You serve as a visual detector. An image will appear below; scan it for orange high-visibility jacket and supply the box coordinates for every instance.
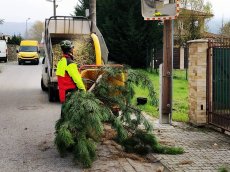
[56,54,86,103]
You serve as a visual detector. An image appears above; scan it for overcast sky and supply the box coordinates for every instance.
[0,0,78,22]
[205,0,229,20]
[0,0,229,23]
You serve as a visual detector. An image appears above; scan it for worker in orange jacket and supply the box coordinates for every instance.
[56,40,86,103]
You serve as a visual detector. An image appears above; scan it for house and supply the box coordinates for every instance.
[154,8,215,69]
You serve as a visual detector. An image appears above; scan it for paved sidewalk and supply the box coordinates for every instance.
[147,117,230,172]
[88,125,170,172]
[88,143,170,172]
[87,118,230,172]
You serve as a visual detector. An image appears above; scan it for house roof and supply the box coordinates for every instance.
[178,8,214,18]
[202,32,230,39]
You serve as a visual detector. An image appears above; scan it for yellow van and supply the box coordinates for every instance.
[17,40,40,65]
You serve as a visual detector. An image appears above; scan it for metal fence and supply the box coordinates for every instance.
[207,38,230,132]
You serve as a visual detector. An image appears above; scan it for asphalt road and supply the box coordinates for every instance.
[0,61,81,172]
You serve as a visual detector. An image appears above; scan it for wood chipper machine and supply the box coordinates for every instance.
[41,16,126,103]
[80,32,127,114]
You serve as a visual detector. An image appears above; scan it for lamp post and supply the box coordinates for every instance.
[46,0,58,17]
[26,18,30,39]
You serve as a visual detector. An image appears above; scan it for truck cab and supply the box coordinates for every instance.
[17,40,40,65]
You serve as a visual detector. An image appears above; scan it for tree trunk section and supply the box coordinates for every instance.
[89,0,96,32]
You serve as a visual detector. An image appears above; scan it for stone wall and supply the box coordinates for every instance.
[188,39,208,126]
[7,44,18,61]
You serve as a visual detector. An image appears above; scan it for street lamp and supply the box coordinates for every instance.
[26,18,30,39]
[46,0,59,17]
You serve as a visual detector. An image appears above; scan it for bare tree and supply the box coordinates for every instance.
[0,19,4,24]
[28,21,44,41]
[220,21,230,37]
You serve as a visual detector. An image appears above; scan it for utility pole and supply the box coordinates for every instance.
[53,0,56,16]
[141,0,180,124]
[46,0,57,16]
[161,20,173,124]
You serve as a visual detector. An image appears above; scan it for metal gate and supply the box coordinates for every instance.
[207,38,230,132]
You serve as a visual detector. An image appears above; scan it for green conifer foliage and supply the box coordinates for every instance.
[122,130,184,155]
[55,91,109,167]
[74,0,89,16]
[96,0,163,68]
[55,66,183,168]
[73,0,163,68]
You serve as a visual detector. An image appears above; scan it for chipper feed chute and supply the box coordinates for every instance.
[80,64,126,92]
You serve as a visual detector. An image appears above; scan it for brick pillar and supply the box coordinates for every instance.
[188,39,208,126]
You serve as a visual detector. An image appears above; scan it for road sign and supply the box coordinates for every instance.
[141,0,180,20]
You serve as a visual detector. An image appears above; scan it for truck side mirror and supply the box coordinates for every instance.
[16,50,19,53]
[38,50,40,53]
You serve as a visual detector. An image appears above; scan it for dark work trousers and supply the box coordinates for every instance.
[60,88,77,118]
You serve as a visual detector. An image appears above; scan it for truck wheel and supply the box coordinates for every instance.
[48,86,56,102]
[55,90,60,102]
[41,78,48,91]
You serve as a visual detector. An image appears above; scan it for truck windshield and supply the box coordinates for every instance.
[19,46,37,52]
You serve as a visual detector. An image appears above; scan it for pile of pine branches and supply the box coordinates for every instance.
[55,66,183,168]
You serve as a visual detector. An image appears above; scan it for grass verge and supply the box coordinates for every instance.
[132,69,189,122]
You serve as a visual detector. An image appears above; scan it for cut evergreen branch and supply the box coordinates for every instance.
[55,91,110,167]
[54,66,183,168]
[122,130,184,155]
[218,166,230,172]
